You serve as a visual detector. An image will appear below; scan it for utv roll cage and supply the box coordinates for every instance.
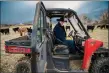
[31,2,91,72]
[46,8,90,38]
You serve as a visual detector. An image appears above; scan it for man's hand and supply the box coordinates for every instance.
[68,30,73,37]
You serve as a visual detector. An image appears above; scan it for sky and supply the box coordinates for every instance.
[0,1,108,24]
[43,1,86,11]
[77,1,108,20]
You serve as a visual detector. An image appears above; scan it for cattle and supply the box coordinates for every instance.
[13,27,19,33]
[66,26,70,31]
[106,25,109,29]
[100,25,105,29]
[18,27,27,36]
[87,25,95,32]
[5,28,10,35]
[97,25,101,28]
[27,27,32,39]
[27,27,32,33]
[0,28,10,35]
[12,27,32,36]
[97,25,109,30]
[0,29,5,34]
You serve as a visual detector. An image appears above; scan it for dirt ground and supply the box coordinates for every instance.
[0,27,24,73]
[0,27,108,73]
[89,28,108,49]
[0,25,32,73]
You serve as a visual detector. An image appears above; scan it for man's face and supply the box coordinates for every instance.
[60,21,64,26]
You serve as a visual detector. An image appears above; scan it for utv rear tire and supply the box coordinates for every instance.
[89,57,109,73]
[15,57,31,73]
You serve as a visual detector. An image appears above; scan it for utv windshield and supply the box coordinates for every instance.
[69,14,86,37]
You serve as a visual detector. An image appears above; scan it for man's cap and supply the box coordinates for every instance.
[57,17,67,22]
[59,17,64,21]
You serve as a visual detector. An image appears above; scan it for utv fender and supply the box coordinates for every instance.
[82,38,103,70]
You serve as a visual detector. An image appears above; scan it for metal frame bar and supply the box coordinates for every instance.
[31,1,41,73]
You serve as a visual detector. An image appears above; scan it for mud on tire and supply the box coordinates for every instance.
[89,57,109,73]
[15,57,31,73]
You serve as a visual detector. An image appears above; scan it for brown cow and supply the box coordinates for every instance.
[18,27,27,36]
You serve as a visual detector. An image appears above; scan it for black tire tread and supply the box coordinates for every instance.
[89,57,109,73]
[15,57,31,73]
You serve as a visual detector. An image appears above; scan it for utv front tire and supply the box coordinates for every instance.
[15,57,31,73]
[90,57,109,73]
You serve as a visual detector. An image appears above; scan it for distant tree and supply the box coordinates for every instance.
[92,20,99,25]
[99,11,108,25]
[83,15,88,20]
[87,18,92,23]
[95,20,98,24]
[82,15,92,25]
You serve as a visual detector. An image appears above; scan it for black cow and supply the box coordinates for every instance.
[13,27,19,33]
[106,25,109,29]
[66,26,70,31]
[97,25,101,28]
[27,27,32,39]
[87,25,95,32]
[0,28,10,35]
[0,29,5,34]
[27,27,32,33]
[5,28,10,35]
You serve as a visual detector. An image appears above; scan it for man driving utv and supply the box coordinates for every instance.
[53,17,76,54]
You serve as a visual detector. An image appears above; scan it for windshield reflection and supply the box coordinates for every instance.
[69,15,86,37]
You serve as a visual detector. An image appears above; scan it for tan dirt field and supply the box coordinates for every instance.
[0,26,108,73]
[1,25,32,73]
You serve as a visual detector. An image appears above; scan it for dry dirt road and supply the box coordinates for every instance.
[0,27,108,73]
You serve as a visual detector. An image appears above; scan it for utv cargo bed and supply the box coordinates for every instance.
[5,36,31,54]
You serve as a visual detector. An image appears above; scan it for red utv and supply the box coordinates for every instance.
[5,2,109,73]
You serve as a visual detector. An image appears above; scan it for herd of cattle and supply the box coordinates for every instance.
[66,24,109,32]
[0,27,32,36]
[87,24,109,32]
[0,24,109,36]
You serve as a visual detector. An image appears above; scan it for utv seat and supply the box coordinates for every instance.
[49,30,69,55]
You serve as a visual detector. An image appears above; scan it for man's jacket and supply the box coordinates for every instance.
[53,22,66,42]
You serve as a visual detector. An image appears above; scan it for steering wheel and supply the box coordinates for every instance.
[68,30,74,37]
[68,30,79,45]
[68,30,84,54]
[68,30,78,39]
